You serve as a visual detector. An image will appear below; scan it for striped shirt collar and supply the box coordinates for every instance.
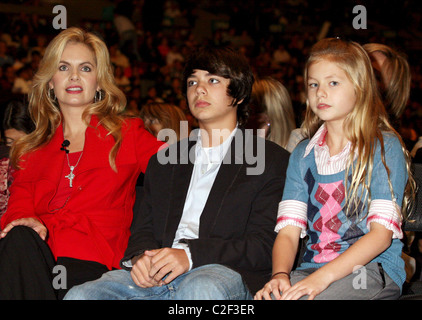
[303,123,358,175]
[304,123,352,158]
[304,123,329,157]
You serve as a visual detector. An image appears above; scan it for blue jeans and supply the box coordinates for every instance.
[64,264,252,300]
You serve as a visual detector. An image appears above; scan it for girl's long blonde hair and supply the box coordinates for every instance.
[302,38,415,219]
[11,27,127,171]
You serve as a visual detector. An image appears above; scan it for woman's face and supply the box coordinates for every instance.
[49,42,100,112]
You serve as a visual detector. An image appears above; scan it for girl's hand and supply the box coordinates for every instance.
[254,273,291,300]
[280,271,330,300]
[0,218,47,240]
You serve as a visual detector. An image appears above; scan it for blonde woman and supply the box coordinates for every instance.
[255,38,414,300]
[363,43,411,122]
[251,77,296,149]
[0,27,164,299]
[140,102,190,145]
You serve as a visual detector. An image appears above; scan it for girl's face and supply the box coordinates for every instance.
[307,59,356,127]
[49,42,100,112]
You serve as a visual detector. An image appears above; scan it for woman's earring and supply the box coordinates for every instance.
[94,90,103,103]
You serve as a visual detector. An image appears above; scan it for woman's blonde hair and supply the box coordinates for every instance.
[11,27,127,171]
[303,38,414,219]
[363,43,411,120]
[251,77,296,149]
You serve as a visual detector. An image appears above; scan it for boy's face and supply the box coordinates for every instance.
[186,69,237,128]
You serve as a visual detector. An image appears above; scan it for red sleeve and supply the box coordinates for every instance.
[124,117,167,173]
[0,167,38,229]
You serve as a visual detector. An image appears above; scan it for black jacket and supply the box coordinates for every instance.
[122,128,290,294]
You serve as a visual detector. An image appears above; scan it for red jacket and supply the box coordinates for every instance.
[1,116,164,270]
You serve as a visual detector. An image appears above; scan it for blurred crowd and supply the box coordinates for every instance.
[0,0,421,148]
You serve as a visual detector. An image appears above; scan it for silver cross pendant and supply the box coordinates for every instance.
[65,166,75,188]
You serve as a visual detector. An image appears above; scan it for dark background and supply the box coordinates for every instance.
[0,0,421,144]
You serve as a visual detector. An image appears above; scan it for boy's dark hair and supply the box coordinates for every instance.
[182,46,254,126]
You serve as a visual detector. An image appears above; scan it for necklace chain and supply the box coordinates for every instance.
[65,151,83,188]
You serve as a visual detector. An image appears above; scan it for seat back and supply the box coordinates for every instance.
[403,163,422,232]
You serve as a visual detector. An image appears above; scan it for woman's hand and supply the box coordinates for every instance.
[254,273,291,300]
[0,218,47,240]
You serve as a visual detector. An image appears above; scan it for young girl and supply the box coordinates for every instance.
[255,38,414,300]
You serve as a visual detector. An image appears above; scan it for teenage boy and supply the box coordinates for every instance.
[65,46,290,300]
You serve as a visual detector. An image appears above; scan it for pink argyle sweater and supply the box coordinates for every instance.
[277,131,408,288]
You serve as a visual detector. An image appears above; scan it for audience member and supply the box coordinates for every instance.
[0,64,16,93]
[163,77,185,108]
[12,65,33,94]
[109,43,130,69]
[64,45,290,300]
[249,77,295,149]
[166,44,184,66]
[0,40,13,68]
[363,43,411,124]
[143,86,164,104]
[157,37,171,62]
[0,100,35,217]
[29,34,47,58]
[1,99,34,147]
[113,65,131,92]
[28,50,41,73]
[140,102,189,145]
[113,10,140,61]
[0,27,163,300]
[363,43,421,292]
[272,43,291,67]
